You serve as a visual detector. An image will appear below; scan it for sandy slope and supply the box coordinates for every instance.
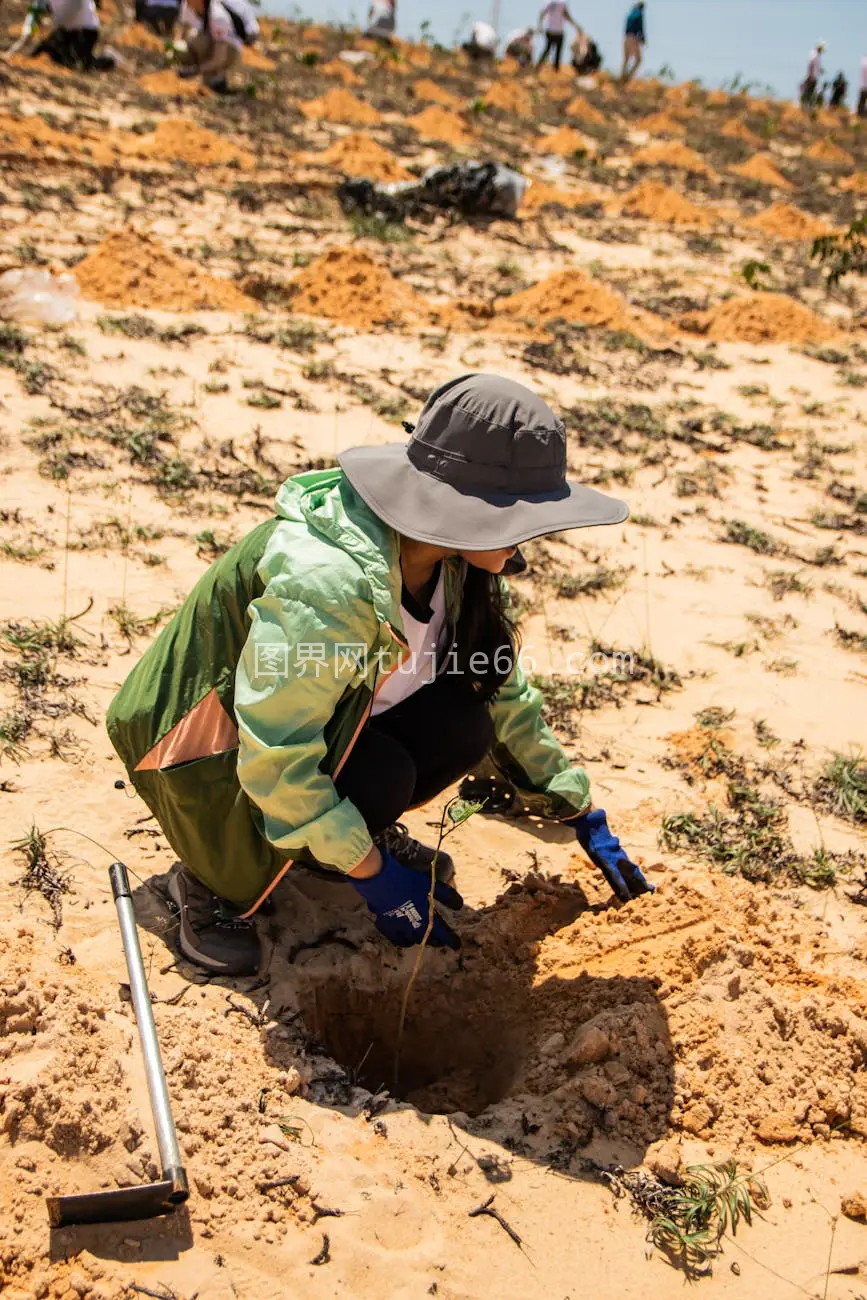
[1,15,867,1300]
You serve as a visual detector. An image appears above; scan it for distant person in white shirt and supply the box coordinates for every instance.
[10,0,115,69]
[859,55,867,118]
[462,20,497,63]
[179,0,258,91]
[365,0,395,42]
[800,40,825,109]
[504,25,534,66]
[537,1,576,71]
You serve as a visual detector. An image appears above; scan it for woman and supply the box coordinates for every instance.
[537,0,577,71]
[108,375,653,977]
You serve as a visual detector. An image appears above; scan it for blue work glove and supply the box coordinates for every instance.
[572,808,655,902]
[350,851,463,950]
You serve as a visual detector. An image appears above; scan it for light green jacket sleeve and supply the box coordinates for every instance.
[489,655,591,818]
[234,557,379,875]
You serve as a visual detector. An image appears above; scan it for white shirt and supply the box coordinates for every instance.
[372,568,448,716]
[471,20,497,52]
[807,49,823,79]
[540,1,568,35]
[50,0,98,31]
[861,55,867,91]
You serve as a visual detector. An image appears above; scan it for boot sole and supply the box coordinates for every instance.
[166,872,260,976]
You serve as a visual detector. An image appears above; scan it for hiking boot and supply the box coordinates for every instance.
[374,822,455,884]
[166,868,260,976]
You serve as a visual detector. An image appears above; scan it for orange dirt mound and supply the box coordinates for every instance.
[319,58,362,85]
[694,293,839,344]
[544,79,574,102]
[840,172,867,194]
[138,69,206,97]
[73,230,255,312]
[620,180,713,227]
[747,202,833,242]
[7,52,77,77]
[520,181,592,212]
[313,133,411,182]
[483,80,533,115]
[806,138,855,165]
[241,45,276,70]
[565,94,605,125]
[535,125,595,157]
[115,22,165,50]
[407,105,471,146]
[124,117,254,167]
[731,152,792,189]
[721,117,762,147]
[291,248,422,328]
[634,112,686,136]
[494,268,643,335]
[298,88,381,125]
[705,89,729,107]
[0,110,77,155]
[633,140,716,177]
[412,78,461,108]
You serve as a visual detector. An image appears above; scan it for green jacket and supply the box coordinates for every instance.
[107,469,591,910]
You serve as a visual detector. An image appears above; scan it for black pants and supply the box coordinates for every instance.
[334,675,493,835]
[538,31,564,70]
[859,90,867,118]
[135,2,178,34]
[33,27,98,69]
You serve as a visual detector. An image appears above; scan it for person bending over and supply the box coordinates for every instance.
[108,374,655,977]
[178,0,257,92]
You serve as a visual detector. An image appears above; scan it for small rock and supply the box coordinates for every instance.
[579,1073,616,1109]
[726,974,741,1000]
[841,1191,867,1221]
[539,1032,565,1056]
[756,1113,800,1145]
[645,1138,683,1187]
[563,1023,610,1068]
[681,1102,714,1135]
[194,1172,214,1198]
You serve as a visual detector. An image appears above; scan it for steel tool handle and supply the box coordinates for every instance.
[109,862,188,1198]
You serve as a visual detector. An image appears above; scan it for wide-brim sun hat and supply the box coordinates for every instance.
[338,373,628,549]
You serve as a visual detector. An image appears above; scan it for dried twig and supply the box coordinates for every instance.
[309,1233,331,1266]
[468,1194,523,1250]
[311,1202,344,1223]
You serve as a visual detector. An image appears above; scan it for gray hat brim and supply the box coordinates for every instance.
[338,443,628,549]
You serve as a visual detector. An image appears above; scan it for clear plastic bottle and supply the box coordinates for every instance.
[0,268,80,328]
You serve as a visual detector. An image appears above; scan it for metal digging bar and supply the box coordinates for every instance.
[46,862,190,1228]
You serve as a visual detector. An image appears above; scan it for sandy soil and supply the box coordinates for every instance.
[1,15,867,1300]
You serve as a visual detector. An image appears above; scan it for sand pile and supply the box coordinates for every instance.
[298,88,381,125]
[73,230,255,311]
[115,21,164,50]
[732,153,792,188]
[7,52,77,77]
[319,57,362,85]
[840,172,867,193]
[0,111,79,157]
[806,138,855,165]
[291,248,423,327]
[535,126,595,157]
[721,117,762,147]
[706,88,730,107]
[241,46,276,70]
[633,141,716,177]
[494,267,639,334]
[747,202,834,242]
[544,78,574,102]
[620,180,713,227]
[566,94,606,125]
[313,132,411,181]
[634,111,686,136]
[412,78,461,108]
[692,292,839,344]
[521,181,592,212]
[407,105,471,146]
[123,117,254,167]
[484,80,533,115]
[138,69,206,97]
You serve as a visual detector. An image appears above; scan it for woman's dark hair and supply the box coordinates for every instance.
[451,564,519,703]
